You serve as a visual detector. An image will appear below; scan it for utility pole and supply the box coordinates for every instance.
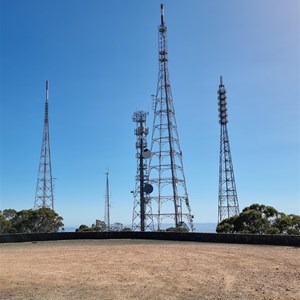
[34,80,55,210]
[218,76,240,223]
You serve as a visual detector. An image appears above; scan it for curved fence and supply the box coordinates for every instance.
[0,231,299,246]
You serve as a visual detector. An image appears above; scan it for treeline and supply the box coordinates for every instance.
[75,220,131,232]
[1,203,299,235]
[75,221,188,232]
[217,204,300,235]
[0,208,63,234]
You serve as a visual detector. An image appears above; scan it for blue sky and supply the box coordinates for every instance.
[0,0,299,227]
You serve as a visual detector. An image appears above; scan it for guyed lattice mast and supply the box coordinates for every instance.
[34,80,54,210]
[148,4,194,231]
[104,170,111,230]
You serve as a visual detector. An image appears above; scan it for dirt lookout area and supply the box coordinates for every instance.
[0,240,299,300]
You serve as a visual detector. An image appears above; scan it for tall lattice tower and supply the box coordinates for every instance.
[132,111,154,231]
[104,170,110,231]
[218,76,240,223]
[148,4,194,231]
[34,80,54,210]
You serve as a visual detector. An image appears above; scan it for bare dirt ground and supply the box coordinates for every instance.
[0,240,299,300]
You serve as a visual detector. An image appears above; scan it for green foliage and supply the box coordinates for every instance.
[166,226,189,233]
[110,222,124,232]
[92,220,108,232]
[75,221,132,232]
[75,224,91,232]
[216,216,238,233]
[75,220,108,232]
[2,209,17,220]
[216,203,300,235]
[0,212,13,233]
[121,227,132,232]
[0,208,64,234]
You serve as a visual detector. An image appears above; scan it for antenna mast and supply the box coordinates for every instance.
[34,80,55,210]
[148,4,194,231]
[218,76,240,223]
[104,170,110,231]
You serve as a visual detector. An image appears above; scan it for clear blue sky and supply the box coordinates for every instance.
[0,0,299,227]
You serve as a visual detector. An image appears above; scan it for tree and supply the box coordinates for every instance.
[110,222,124,232]
[2,209,17,220]
[75,220,107,232]
[0,211,13,233]
[0,208,64,233]
[166,227,189,233]
[289,214,300,232]
[75,224,91,232]
[273,214,300,235]
[92,220,107,232]
[121,227,132,232]
[216,203,300,235]
[215,216,238,234]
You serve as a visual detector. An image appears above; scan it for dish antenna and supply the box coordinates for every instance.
[144,183,154,194]
[142,148,151,159]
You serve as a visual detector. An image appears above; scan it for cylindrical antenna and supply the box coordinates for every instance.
[44,80,49,122]
[161,3,164,25]
[218,76,228,124]
[46,80,49,102]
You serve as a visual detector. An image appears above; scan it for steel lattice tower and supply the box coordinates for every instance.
[132,111,154,231]
[34,80,54,210]
[104,170,111,231]
[218,76,240,223]
[148,4,194,231]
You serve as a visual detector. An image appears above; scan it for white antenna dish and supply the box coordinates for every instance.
[142,148,151,159]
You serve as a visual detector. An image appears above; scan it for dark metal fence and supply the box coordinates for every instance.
[0,231,299,246]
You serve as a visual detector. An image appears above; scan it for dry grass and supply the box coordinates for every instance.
[0,240,299,299]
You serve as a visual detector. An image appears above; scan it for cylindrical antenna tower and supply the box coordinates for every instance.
[132,111,154,231]
[217,76,240,223]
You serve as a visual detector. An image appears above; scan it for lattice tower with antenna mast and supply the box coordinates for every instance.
[34,80,54,210]
[218,76,240,223]
[148,4,194,231]
[104,170,111,231]
[132,111,154,231]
